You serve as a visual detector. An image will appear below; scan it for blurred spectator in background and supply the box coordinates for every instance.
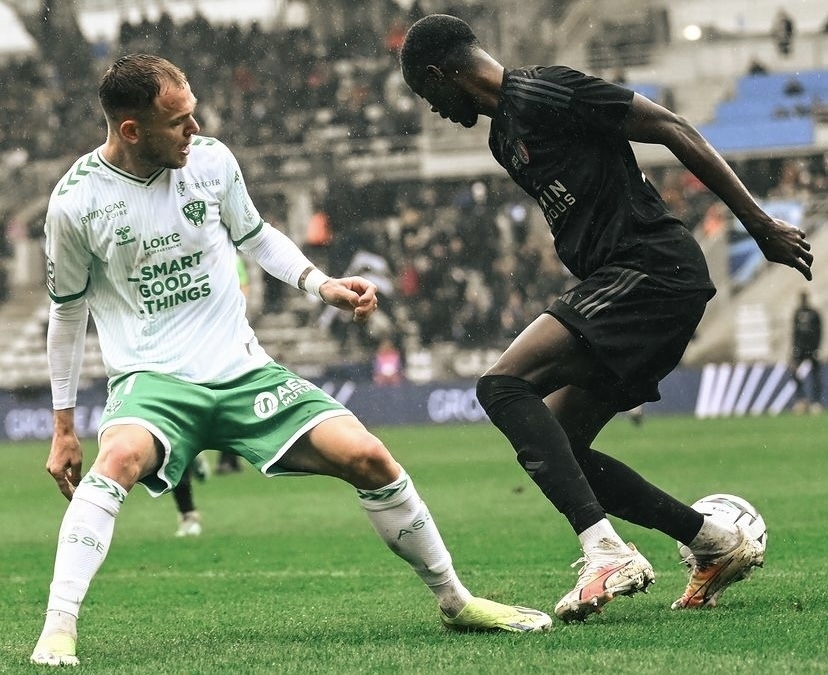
[769,159,812,200]
[701,202,729,238]
[373,337,404,385]
[746,57,768,76]
[304,204,334,273]
[773,9,795,57]
[791,291,823,414]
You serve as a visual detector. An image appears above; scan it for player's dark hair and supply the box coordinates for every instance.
[98,54,188,121]
[400,14,478,89]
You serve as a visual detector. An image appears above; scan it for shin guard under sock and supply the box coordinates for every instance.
[477,374,604,533]
[47,472,126,616]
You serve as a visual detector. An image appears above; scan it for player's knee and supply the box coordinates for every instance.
[94,429,158,489]
[343,434,398,488]
[476,374,537,417]
[90,448,146,491]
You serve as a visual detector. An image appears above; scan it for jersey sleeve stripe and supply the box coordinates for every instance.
[507,76,573,107]
[49,289,87,303]
[232,218,265,247]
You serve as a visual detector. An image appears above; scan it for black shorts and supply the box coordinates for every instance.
[548,265,714,410]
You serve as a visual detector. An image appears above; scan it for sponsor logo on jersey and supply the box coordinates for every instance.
[141,232,182,256]
[538,179,576,231]
[81,200,128,225]
[132,250,211,315]
[182,200,207,227]
[177,179,221,197]
[114,225,136,246]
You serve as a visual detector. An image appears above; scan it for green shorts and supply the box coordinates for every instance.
[99,363,352,496]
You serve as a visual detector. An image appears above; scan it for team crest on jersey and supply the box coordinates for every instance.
[182,200,207,227]
[514,139,530,164]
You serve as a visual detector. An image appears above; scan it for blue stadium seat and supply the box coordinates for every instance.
[699,116,814,151]
[702,69,827,151]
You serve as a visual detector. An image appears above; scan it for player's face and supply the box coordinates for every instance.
[418,71,479,128]
[135,82,200,171]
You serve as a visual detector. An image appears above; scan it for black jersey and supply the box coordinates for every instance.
[489,65,714,293]
[793,306,822,356]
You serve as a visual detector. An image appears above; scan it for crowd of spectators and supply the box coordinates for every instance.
[0,4,427,161]
[2,3,828,375]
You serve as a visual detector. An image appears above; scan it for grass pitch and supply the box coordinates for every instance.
[2,414,827,674]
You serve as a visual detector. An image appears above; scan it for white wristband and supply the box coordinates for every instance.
[302,268,330,300]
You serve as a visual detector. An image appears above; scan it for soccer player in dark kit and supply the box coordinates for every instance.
[400,14,813,622]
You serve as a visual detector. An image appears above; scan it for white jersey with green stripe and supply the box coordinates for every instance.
[45,135,274,384]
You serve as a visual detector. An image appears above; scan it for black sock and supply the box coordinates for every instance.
[577,447,702,543]
[172,471,196,514]
[477,374,604,533]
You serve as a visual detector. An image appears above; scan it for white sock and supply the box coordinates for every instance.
[38,610,78,643]
[357,469,472,617]
[578,519,628,556]
[44,472,126,621]
[688,516,739,554]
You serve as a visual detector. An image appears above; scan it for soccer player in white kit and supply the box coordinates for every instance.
[31,54,552,667]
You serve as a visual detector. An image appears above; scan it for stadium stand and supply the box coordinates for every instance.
[697,69,828,151]
[1,0,827,390]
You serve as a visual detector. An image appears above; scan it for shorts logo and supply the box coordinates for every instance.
[253,392,279,419]
[104,399,124,415]
[514,139,530,164]
[182,200,207,227]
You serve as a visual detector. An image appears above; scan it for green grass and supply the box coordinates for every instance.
[3,414,827,674]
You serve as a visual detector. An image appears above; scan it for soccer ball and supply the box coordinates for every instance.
[677,493,767,563]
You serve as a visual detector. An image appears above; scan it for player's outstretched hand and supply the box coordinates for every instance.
[750,217,813,280]
[47,432,83,501]
[319,275,379,323]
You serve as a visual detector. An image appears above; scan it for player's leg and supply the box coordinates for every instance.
[546,355,762,611]
[791,356,809,413]
[278,415,551,632]
[172,468,202,537]
[809,356,822,411]
[475,313,654,621]
[211,363,550,632]
[31,423,157,667]
[549,386,708,544]
[216,450,241,474]
[33,373,210,666]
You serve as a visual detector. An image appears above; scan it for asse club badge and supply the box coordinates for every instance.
[182,199,207,227]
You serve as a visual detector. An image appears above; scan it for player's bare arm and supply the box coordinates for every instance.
[319,276,379,323]
[623,93,813,280]
[48,408,83,500]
